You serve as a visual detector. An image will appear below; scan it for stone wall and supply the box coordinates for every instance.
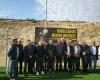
[0,20,100,67]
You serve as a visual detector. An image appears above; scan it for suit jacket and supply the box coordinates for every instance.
[88,45,98,60]
[36,45,45,58]
[23,45,33,61]
[80,45,89,57]
[31,44,37,57]
[63,45,74,56]
[87,46,93,56]
[46,44,57,58]
[73,45,80,57]
[96,46,99,60]
[18,44,23,61]
[56,44,63,56]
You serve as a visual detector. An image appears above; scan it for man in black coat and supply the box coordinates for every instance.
[80,41,89,73]
[42,41,47,71]
[61,38,67,71]
[36,41,45,76]
[46,40,56,72]
[87,43,93,72]
[55,39,63,71]
[30,41,37,72]
[8,39,19,80]
[63,40,74,72]
[73,41,80,72]
[23,40,35,74]
[89,41,98,73]
[18,40,23,74]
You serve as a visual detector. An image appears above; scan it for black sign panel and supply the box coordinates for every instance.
[35,27,77,41]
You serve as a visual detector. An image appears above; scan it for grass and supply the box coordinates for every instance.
[0,67,100,80]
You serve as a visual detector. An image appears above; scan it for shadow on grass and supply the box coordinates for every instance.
[0,72,83,80]
[0,72,84,80]
[0,69,100,80]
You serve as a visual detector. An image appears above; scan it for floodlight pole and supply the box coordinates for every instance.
[44,0,48,42]
[6,28,9,78]
[45,0,48,28]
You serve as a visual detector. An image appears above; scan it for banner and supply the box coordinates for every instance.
[35,27,77,41]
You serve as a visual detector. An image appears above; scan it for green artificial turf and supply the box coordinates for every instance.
[0,67,100,80]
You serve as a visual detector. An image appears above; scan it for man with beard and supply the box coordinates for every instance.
[8,39,19,80]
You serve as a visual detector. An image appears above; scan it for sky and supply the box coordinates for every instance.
[0,0,100,22]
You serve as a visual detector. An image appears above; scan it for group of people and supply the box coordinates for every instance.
[8,38,100,80]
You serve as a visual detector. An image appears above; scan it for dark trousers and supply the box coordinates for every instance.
[44,57,48,71]
[36,57,44,72]
[92,56,97,72]
[67,56,73,71]
[73,57,80,71]
[56,56,62,71]
[47,57,54,71]
[81,55,88,72]
[28,58,34,73]
[87,56,92,72]
[18,60,23,73]
[31,57,36,70]
[24,58,33,74]
[64,56,68,71]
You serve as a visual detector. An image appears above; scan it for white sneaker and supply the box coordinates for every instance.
[36,72,39,76]
[49,69,52,72]
[10,79,15,80]
[41,71,45,75]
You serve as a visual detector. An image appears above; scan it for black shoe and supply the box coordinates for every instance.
[20,71,22,74]
[24,73,27,76]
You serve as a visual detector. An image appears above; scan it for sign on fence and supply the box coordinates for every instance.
[35,27,77,41]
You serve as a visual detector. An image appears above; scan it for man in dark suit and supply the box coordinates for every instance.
[73,41,80,72]
[46,40,56,72]
[90,41,98,72]
[36,41,45,76]
[87,42,93,73]
[61,38,67,71]
[30,41,37,72]
[23,40,34,74]
[55,39,63,71]
[80,41,89,73]
[42,41,47,71]
[18,40,23,74]
[64,40,74,72]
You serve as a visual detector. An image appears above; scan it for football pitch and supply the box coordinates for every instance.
[0,67,100,80]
